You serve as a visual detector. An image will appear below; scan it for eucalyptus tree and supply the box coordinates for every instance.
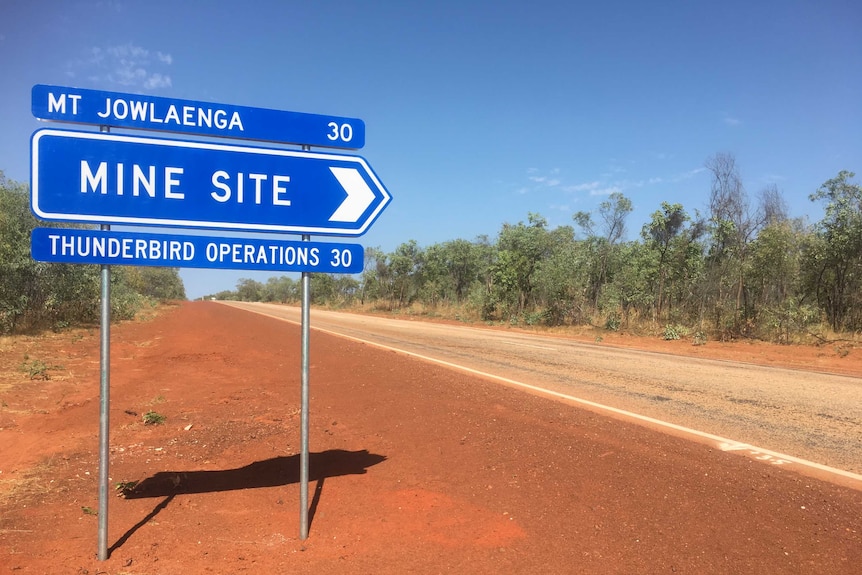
[642,202,688,319]
[745,184,809,338]
[573,192,633,310]
[488,213,570,319]
[532,231,590,325]
[264,275,299,303]
[442,238,485,304]
[603,241,656,327]
[235,278,265,302]
[309,273,336,305]
[639,201,707,323]
[415,242,450,307]
[1,173,109,330]
[805,170,862,330]
[123,267,186,300]
[748,217,812,340]
[1,172,46,331]
[703,153,769,334]
[470,234,498,315]
[359,247,386,305]
[388,240,422,308]
[311,273,360,306]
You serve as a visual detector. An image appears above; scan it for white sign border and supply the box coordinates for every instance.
[30,128,391,236]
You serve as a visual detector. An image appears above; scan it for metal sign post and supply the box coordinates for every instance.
[96,129,111,562]
[299,144,312,540]
[300,236,311,540]
[97,223,110,561]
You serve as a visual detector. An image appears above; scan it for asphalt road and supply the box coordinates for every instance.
[223,302,862,481]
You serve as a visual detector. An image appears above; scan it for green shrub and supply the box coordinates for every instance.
[662,324,688,340]
[142,410,166,425]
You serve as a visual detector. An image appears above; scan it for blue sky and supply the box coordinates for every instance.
[2,0,860,300]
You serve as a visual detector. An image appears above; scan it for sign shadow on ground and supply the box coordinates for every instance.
[110,449,386,554]
[124,449,386,498]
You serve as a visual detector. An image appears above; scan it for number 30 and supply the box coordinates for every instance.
[330,248,352,268]
[327,122,353,142]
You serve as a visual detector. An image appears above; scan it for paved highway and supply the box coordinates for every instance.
[224,302,862,483]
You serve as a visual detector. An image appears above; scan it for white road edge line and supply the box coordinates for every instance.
[232,304,862,485]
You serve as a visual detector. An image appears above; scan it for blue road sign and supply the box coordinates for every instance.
[32,84,365,149]
[31,129,391,236]
[31,227,364,273]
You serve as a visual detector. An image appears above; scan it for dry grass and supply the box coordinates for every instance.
[0,461,58,507]
[0,333,76,394]
[0,304,177,394]
[327,301,862,348]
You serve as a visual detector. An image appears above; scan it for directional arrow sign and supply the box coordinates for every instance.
[30,129,391,236]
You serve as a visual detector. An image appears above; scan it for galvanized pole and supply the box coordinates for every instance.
[299,240,310,539]
[97,125,111,561]
[299,144,312,540]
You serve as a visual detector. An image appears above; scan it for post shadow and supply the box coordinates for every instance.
[111,449,385,553]
[309,476,325,529]
[108,494,175,555]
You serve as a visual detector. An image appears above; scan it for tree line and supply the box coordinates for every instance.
[213,155,862,343]
[0,171,186,334]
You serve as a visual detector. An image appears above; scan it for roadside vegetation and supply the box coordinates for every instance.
[5,157,862,345]
[0,171,185,334]
[209,155,862,345]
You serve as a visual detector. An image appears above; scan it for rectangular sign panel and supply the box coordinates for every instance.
[31,228,364,274]
[32,84,365,149]
[31,129,391,236]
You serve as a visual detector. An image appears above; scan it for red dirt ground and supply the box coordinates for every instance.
[1,301,860,574]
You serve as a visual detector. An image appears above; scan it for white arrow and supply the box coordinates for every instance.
[328,167,376,223]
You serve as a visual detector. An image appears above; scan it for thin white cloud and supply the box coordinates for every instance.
[722,113,742,126]
[108,44,148,59]
[66,42,174,91]
[590,186,623,197]
[92,0,124,12]
[617,176,668,188]
[144,73,172,89]
[617,178,645,188]
[755,173,786,186]
[565,181,602,193]
[603,164,627,177]
[520,161,704,208]
[525,169,563,190]
[669,167,706,182]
